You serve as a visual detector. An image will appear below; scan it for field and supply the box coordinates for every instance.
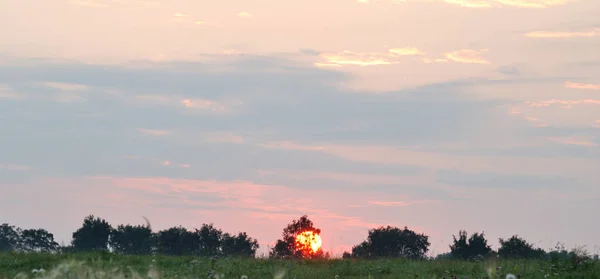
[1,252,599,279]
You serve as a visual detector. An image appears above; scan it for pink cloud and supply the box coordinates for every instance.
[564,81,600,90]
[0,164,32,171]
[18,175,432,256]
[137,128,172,136]
[203,132,245,144]
[261,141,600,177]
[549,136,598,147]
[526,28,600,38]
[41,82,88,91]
[525,99,600,107]
[444,49,489,64]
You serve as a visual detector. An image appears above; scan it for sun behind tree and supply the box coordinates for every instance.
[295,230,322,257]
[269,215,324,259]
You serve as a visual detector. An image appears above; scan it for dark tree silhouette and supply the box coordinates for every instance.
[71,215,113,252]
[20,229,60,253]
[196,223,223,256]
[449,230,493,260]
[269,215,323,259]
[109,224,154,255]
[350,226,430,259]
[498,235,546,259]
[155,226,198,256]
[0,223,21,252]
[221,232,260,257]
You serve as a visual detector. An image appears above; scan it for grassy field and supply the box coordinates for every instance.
[1,252,599,279]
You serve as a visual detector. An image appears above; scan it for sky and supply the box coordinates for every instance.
[0,0,599,257]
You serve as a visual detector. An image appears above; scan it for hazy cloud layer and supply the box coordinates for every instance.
[1,0,599,256]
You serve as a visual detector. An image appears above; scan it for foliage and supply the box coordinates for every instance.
[109,224,154,255]
[498,235,546,259]
[195,223,222,257]
[0,223,21,252]
[1,252,599,279]
[155,226,199,256]
[1,224,59,253]
[71,215,113,252]
[19,229,60,253]
[221,232,259,258]
[449,230,493,260]
[350,226,430,259]
[269,215,323,259]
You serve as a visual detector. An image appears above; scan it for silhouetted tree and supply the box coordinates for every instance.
[196,223,223,256]
[221,232,259,257]
[449,230,493,260]
[269,215,323,259]
[350,226,430,259]
[498,235,546,259]
[71,215,112,252]
[0,223,21,252]
[155,226,198,256]
[20,229,59,253]
[109,224,154,255]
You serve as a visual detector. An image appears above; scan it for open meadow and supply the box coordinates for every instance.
[1,252,599,279]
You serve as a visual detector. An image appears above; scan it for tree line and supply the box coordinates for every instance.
[1,214,598,264]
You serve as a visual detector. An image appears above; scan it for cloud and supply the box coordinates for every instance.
[564,81,600,90]
[316,47,425,67]
[444,49,490,64]
[202,132,245,144]
[0,164,32,171]
[41,82,88,91]
[443,0,574,8]
[237,12,252,18]
[493,0,573,8]
[69,0,111,8]
[443,0,492,8]
[525,28,600,38]
[367,199,436,207]
[0,84,22,100]
[549,136,598,147]
[436,169,572,189]
[525,99,600,107]
[137,128,172,136]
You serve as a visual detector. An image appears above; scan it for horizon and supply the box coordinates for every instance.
[1,0,599,259]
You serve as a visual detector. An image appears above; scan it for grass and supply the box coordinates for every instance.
[1,252,599,279]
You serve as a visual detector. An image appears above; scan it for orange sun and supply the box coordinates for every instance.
[295,230,322,255]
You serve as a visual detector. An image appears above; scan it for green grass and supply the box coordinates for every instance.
[1,252,598,279]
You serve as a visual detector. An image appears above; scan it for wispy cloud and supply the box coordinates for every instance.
[203,132,245,144]
[564,81,600,90]
[237,12,252,18]
[41,82,88,91]
[444,0,574,8]
[367,199,436,207]
[525,99,600,107]
[316,47,426,67]
[181,98,241,112]
[0,84,22,99]
[444,49,490,64]
[69,0,111,8]
[549,136,598,147]
[0,164,32,171]
[525,28,600,38]
[443,0,492,8]
[137,128,172,136]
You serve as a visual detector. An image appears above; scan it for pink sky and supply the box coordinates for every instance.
[1,0,599,257]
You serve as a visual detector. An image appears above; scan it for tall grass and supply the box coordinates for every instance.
[1,252,598,279]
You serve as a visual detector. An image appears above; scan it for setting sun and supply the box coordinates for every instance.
[295,231,322,255]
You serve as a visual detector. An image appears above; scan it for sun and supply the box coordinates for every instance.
[295,230,322,255]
